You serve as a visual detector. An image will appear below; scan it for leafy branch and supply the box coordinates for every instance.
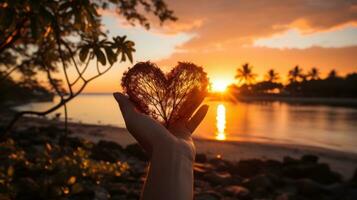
[0,0,176,137]
[3,35,136,136]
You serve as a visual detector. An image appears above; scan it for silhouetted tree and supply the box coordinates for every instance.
[0,72,53,105]
[288,65,304,83]
[327,70,338,79]
[265,69,279,82]
[344,73,357,97]
[235,63,257,85]
[0,0,176,134]
[307,67,320,80]
[252,81,283,95]
[227,65,357,98]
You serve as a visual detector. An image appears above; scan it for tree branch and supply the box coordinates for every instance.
[0,65,17,81]
[60,39,86,84]
[2,55,117,138]
[0,18,27,54]
[71,54,91,86]
[56,36,73,95]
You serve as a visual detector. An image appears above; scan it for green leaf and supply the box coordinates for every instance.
[125,41,135,48]
[79,46,90,62]
[121,53,126,62]
[126,51,133,63]
[95,48,106,65]
[121,36,127,42]
[104,47,116,65]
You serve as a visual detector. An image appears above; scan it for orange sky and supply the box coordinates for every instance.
[82,0,357,93]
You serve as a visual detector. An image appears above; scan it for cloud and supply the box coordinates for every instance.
[152,0,357,81]
[89,0,357,92]
[254,26,357,49]
[101,10,194,62]
[149,0,357,48]
[100,0,357,49]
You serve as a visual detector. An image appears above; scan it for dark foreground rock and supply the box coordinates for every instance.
[1,126,356,200]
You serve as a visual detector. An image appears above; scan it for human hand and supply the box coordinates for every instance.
[113,92,208,160]
[113,92,208,200]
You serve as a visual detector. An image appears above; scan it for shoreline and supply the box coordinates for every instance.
[56,92,357,107]
[208,95,357,107]
[238,96,357,106]
[14,117,357,179]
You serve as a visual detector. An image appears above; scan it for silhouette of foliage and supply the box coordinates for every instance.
[121,62,209,127]
[0,72,53,104]
[265,69,280,82]
[288,65,305,83]
[252,81,283,94]
[327,70,338,80]
[0,127,130,199]
[229,64,357,98]
[0,0,176,134]
[235,63,257,85]
[307,67,320,80]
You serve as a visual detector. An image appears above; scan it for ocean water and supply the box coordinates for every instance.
[15,94,357,154]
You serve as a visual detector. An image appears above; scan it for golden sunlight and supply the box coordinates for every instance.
[211,80,230,92]
[215,104,226,141]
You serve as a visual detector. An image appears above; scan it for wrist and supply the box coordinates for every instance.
[153,139,195,163]
[142,137,195,200]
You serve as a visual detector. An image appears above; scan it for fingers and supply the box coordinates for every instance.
[187,104,209,133]
[179,91,206,121]
[113,92,137,120]
[113,92,153,155]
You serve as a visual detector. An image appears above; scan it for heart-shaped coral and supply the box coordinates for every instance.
[121,61,209,127]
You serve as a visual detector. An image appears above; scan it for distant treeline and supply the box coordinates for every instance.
[228,64,357,98]
[0,73,53,106]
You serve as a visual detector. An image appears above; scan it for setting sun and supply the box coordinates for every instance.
[211,80,230,92]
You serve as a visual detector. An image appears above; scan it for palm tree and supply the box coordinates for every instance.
[307,67,320,80]
[265,69,279,82]
[235,63,256,85]
[288,65,304,83]
[327,69,338,79]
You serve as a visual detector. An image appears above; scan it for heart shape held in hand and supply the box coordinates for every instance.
[121,61,209,127]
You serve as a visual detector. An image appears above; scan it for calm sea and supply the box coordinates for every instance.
[15,94,357,154]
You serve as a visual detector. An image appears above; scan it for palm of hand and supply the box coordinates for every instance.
[113,93,208,159]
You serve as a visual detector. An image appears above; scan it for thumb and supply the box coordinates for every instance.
[186,105,209,133]
[113,92,137,120]
[113,92,152,155]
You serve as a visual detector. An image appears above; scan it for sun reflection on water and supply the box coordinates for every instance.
[215,104,226,141]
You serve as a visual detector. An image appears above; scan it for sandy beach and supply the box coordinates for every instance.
[1,116,356,199]
[16,117,357,179]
